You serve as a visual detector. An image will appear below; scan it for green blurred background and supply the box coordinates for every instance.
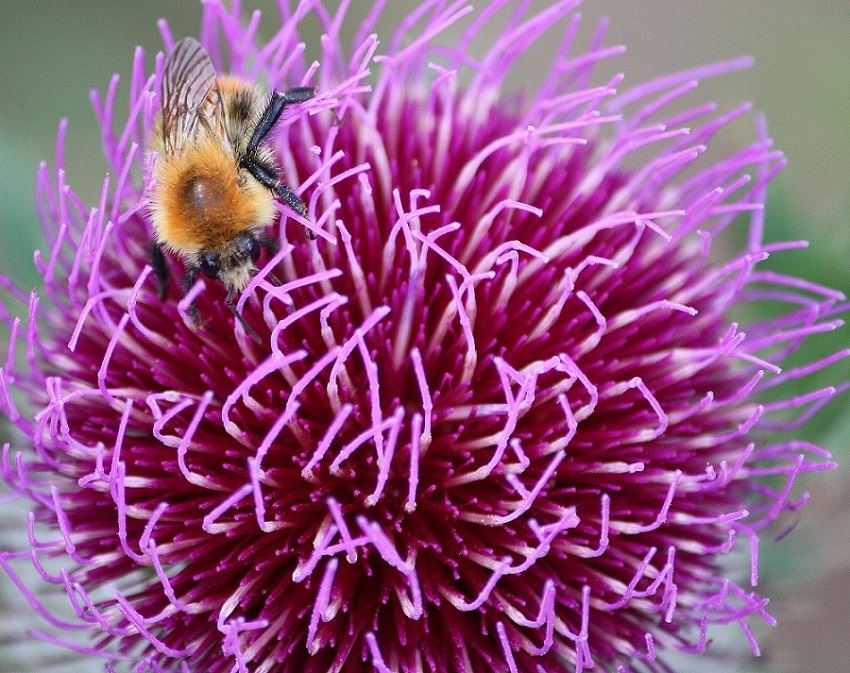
[0,1,848,672]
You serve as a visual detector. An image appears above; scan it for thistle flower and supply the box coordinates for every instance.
[0,1,846,672]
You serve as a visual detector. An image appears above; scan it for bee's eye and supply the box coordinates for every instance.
[237,235,261,263]
[199,253,220,279]
[247,238,261,263]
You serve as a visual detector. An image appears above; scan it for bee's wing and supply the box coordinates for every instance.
[160,37,222,154]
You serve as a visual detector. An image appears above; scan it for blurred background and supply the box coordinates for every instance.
[0,1,847,672]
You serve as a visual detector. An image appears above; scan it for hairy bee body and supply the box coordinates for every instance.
[149,76,276,291]
[147,38,314,337]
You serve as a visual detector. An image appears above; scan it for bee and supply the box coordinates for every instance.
[148,37,315,340]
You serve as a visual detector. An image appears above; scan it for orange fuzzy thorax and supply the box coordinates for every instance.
[149,135,275,260]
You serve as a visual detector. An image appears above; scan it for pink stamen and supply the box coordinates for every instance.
[307,558,338,653]
[302,404,354,479]
[202,484,253,534]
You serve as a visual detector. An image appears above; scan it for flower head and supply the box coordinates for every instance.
[0,1,846,672]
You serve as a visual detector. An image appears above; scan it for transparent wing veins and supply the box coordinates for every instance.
[160,37,220,154]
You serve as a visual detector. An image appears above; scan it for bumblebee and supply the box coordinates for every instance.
[148,37,314,339]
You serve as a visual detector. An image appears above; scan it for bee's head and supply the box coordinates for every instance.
[198,233,261,294]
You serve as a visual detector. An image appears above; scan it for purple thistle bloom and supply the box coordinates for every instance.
[0,1,846,672]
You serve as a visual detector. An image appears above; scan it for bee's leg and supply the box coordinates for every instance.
[246,86,316,156]
[240,158,309,221]
[183,265,201,327]
[272,182,311,226]
[258,232,280,258]
[225,287,262,344]
[256,233,283,287]
[151,241,169,300]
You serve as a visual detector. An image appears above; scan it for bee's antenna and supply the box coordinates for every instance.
[225,290,262,344]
